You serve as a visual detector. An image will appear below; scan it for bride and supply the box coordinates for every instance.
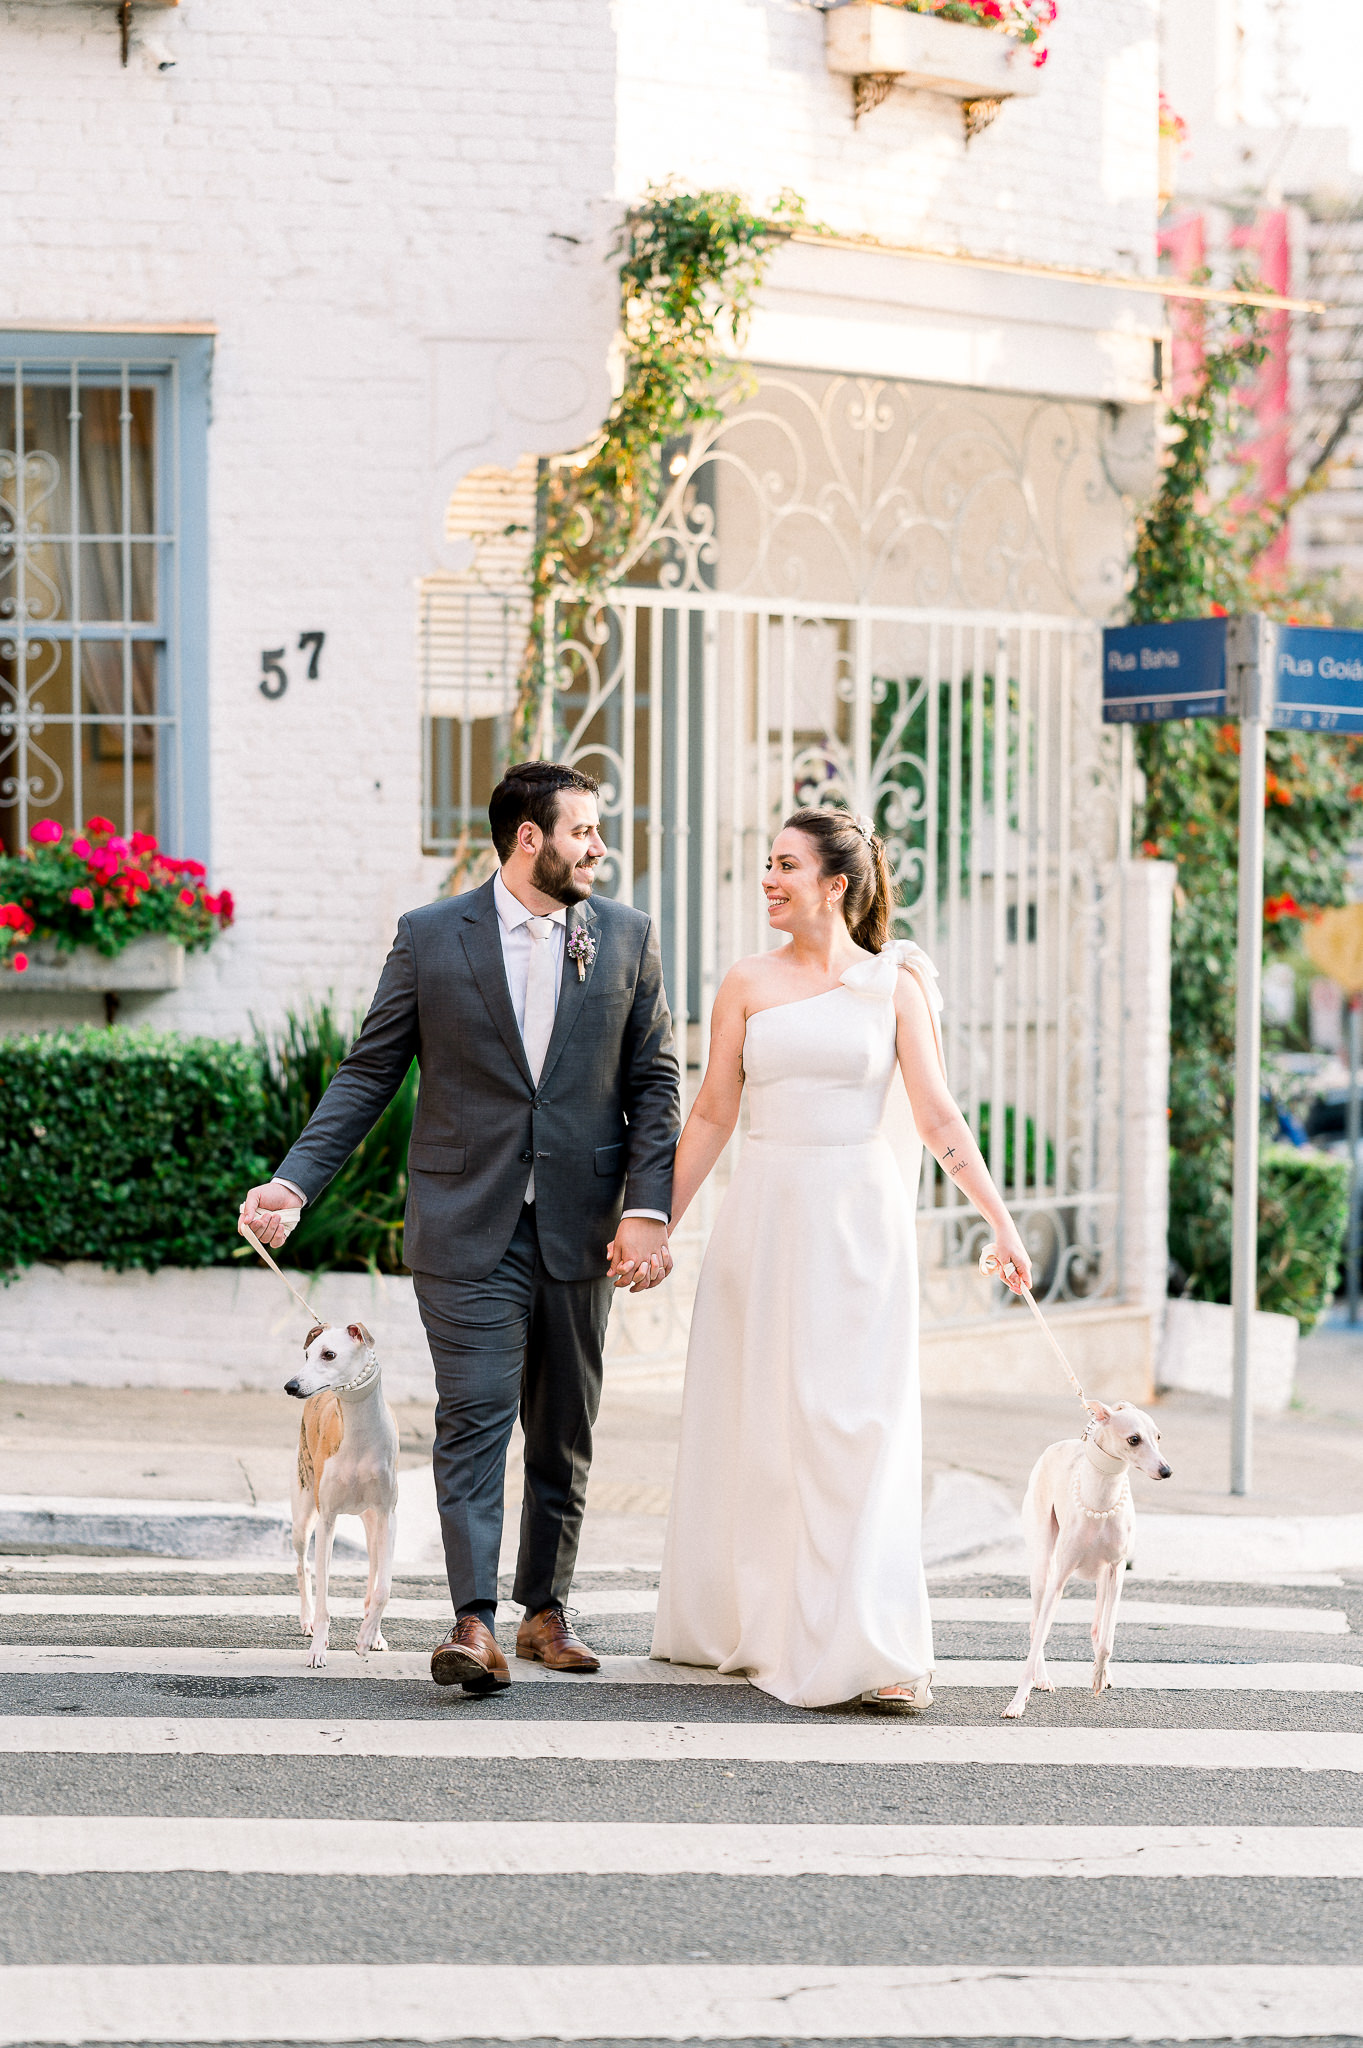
[651,806,1033,1712]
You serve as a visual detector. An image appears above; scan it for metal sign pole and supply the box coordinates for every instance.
[1227,614,1276,1497]
[1342,995,1350,1327]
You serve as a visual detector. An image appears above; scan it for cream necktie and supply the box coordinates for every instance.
[521,915,558,1202]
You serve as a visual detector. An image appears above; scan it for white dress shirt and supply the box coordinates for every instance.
[280,869,666,1226]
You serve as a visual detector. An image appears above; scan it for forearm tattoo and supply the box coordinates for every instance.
[942,1144,966,1179]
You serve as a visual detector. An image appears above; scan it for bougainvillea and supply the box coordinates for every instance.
[890,0,1057,66]
[0,819,233,975]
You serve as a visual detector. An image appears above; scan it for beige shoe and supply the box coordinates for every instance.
[860,1675,933,1714]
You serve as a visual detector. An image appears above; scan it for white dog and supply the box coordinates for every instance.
[1003,1400,1172,1720]
[286,1321,398,1670]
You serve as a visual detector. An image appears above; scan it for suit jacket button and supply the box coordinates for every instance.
[519,1150,533,1163]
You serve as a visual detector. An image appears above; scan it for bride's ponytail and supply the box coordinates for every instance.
[783,806,894,954]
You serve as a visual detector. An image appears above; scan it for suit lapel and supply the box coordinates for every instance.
[456,879,534,1088]
[537,898,599,1091]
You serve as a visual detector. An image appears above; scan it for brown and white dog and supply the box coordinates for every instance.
[286,1321,398,1670]
[1003,1400,1172,1720]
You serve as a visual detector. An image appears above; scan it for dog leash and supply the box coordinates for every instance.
[236,1208,324,1326]
[977,1246,1100,1419]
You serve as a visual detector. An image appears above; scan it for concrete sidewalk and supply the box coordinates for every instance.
[1,1323,1359,1576]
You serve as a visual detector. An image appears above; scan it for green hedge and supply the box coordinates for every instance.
[0,1029,268,1273]
[1169,1138,1349,1334]
[0,1007,415,1278]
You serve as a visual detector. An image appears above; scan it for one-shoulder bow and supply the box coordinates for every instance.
[840,939,943,1014]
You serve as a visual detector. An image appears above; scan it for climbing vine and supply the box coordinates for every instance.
[1131,291,1360,1323]
[516,184,805,749]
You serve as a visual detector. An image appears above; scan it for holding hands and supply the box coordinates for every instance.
[607,1215,673,1292]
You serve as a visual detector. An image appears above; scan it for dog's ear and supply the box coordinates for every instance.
[1086,1400,1112,1426]
[348,1322,374,1349]
[304,1323,325,1350]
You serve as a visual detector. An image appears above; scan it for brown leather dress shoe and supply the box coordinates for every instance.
[430,1615,511,1693]
[515,1604,601,1672]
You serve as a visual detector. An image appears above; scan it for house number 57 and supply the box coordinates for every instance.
[259,631,326,699]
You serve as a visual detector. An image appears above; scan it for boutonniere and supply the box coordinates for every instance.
[566,925,597,982]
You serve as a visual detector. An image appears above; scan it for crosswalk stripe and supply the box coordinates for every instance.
[3,1716,1359,1768]
[2,1816,1361,1877]
[2,1644,1359,1688]
[931,1597,1351,1634]
[0,1590,1345,1630]
[1,1962,1361,2042]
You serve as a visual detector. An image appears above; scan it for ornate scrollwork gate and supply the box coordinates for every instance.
[550,591,1130,1351]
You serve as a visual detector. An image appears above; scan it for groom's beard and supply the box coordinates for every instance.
[531,841,598,906]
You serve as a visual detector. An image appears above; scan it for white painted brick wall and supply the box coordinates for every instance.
[615,0,1160,277]
[1,0,618,1043]
[1,0,1159,1049]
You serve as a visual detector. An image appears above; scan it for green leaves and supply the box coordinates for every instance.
[0,1006,415,1280]
[1131,292,1362,1319]
[0,1030,267,1275]
[519,184,805,748]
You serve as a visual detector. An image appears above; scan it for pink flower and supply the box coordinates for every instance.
[178,887,197,907]
[29,820,62,845]
[107,836,130,857]
[11,953,28,973]
[71,837,92,859]
[69,887,95,911]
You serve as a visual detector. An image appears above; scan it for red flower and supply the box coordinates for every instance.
[1140,838,1161,858]
[179,859,207,879]
[29,820,62,845]
[203,893,221,916]
[0,903,25,930]
[1210,603,1228,617]
[84,816,115,835]
[178,887,197,907]
[69,887,95,911]
[10,953,27,973]
[216,889,234,921]
[124,866,149,890]
[130,831,158,856]
[1265,894,1304,922]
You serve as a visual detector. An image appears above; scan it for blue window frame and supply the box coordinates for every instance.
[1,331,211,864]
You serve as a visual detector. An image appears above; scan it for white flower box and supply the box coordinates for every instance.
[825,2,1044,108]
[0,935,185,994]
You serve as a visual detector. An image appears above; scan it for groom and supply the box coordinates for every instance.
[241,761,680,1690]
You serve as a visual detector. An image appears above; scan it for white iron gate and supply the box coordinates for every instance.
[549,592,1132,1332]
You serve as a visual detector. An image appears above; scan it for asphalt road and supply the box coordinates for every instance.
[0,1560,1360,2044]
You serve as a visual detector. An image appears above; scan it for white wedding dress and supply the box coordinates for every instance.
[651,940,941,1709]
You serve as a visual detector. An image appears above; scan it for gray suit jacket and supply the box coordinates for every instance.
[276,878,681,1283]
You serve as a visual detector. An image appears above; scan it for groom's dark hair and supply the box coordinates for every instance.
[489,760,600,862]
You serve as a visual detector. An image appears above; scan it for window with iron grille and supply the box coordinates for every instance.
[1,334,210,860]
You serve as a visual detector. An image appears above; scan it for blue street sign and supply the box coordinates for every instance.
[1101,618,1228,724]
[1274,626,1363,734]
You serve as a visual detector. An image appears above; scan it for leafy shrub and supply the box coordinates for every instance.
[252,1002,415,1275]
[1169,1140,1348,1334]
[0,1029,268,1274]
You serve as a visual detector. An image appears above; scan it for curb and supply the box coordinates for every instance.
[0,1495,358,1561]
